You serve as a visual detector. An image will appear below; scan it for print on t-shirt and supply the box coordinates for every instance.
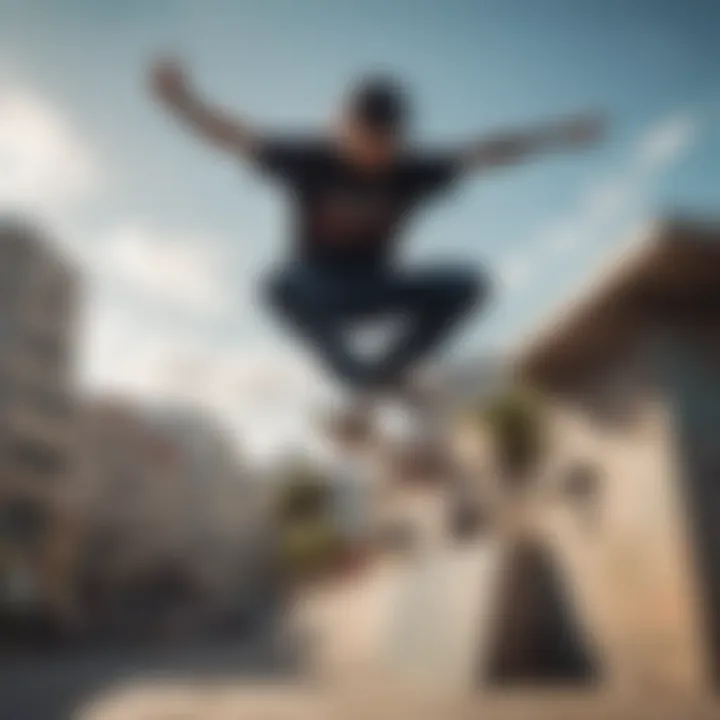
[255,137,459,266]
[313,189,400,246]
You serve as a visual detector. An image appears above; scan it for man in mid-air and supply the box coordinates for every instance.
[151,59,602,420]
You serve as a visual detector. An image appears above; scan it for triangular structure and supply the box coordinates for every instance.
[482,537,598,685]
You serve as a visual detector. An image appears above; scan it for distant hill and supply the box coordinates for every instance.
[432,355,511,411]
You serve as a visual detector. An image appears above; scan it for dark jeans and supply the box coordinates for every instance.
[265,261,489,390]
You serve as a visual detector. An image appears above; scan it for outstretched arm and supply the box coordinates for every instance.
[150,57,259,158]
[456,112,605,174]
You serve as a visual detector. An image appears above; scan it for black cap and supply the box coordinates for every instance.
[349,75,410,134]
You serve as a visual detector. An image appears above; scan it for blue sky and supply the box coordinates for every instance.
[1,0,718,457]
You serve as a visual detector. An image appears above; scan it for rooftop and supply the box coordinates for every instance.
[515,217,720,384]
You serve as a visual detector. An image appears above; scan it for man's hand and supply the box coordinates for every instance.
[150,56,192,107]
[458,111,606,173]
[148,55,257,157]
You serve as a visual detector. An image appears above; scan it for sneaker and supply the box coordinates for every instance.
[322,396,376,449]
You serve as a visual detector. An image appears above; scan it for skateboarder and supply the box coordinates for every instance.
[151,58,602,413]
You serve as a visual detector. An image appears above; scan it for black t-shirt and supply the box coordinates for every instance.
[253,137,460,268]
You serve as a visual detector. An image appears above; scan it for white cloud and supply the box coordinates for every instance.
[81,295,329,464]
[81,302,181,401]
[498,253,535,290]
[102,224,232,316]
[540,219,584,255]
[637,113,697,172]
[164,344,330,463]
[581,176,636,224]
[0,84,99,215]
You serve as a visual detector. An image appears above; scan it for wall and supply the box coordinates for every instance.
[535,337,706,696]
[661,324,720,684]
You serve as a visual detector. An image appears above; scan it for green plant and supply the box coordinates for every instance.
[481,385,546,478]
[277,520,344,579]
[275,460,330,524]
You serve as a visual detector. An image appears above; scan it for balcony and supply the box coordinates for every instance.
[0,495,51,549]
[4,399,75,451]
[2,437,69,492]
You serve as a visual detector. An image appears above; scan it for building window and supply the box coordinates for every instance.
[109,470,142,500]
[561,462,603,530]
[32,389,71,418]
[10,440,65,476]
[0,498,48,547]
[25,333,65,367]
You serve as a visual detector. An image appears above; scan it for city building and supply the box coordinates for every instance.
[0,218,80,626]
[515,217,720,692]
[140,404,266,608]
[77,398,273,635]
[76,398,187,585]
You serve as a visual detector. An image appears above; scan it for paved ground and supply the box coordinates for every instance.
[0,631,298,720]
[83,684,720,720]
[2,541,712,719]
[388,538,497,686]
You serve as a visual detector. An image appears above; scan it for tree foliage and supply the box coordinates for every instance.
[273,458,344,581]
[481,385,546,479]
[274,459,330,524]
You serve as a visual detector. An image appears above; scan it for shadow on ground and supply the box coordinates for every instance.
[0,628,300,720]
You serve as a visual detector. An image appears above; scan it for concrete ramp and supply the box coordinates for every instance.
[386,540,499,689]
[292,541,501,690]
[294,558,409,682]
